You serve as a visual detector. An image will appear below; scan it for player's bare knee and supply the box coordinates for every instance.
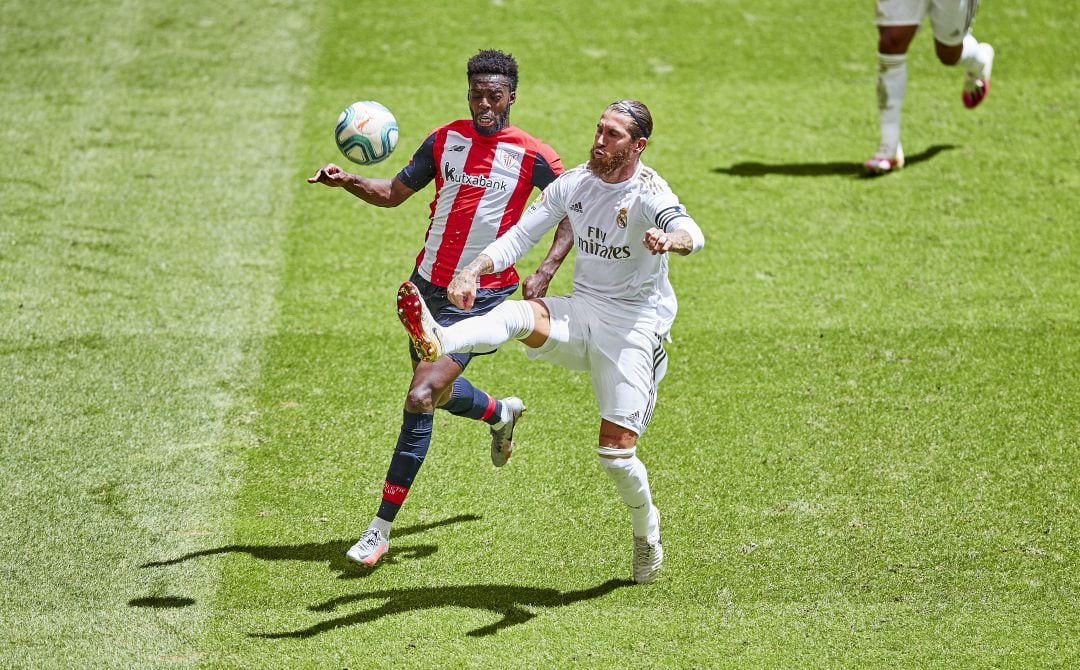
[404,382,438,413]
[934,42,962,65]
[877,26,916,54]
[598,423,637,453]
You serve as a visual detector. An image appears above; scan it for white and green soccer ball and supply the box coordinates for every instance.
[335,101,399,165]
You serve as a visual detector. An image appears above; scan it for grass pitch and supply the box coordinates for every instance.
[1,1,1077,668]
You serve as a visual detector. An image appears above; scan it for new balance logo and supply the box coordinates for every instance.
[569,202,584,213]
[447,144,466,152]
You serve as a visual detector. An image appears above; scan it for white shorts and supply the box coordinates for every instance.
[875,0,980,46]
[527,295,668,435]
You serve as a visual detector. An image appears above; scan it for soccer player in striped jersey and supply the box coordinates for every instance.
[396,100,705,583]
[865,0,994,175]
[308,50,572,567]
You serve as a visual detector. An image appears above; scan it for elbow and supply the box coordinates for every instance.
[380,194,409,208]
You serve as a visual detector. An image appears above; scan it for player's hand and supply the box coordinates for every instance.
[447,271,479,311]
[307,163,349,187]
[642,227,673,255]
[522,270,554,299]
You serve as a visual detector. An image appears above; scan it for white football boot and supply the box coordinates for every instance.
[863,143,904,176]
[489,397,525,467]
[632,505,663,584]
[345,527,389,566]
[963,43,995,109]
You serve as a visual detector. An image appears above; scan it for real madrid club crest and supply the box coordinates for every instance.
[616,207,628,228]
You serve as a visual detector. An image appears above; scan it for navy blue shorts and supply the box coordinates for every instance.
[407,270,517,370]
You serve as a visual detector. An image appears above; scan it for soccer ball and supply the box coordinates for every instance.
[335,101,399,165]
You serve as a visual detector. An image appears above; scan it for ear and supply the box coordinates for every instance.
[508,89,517,106]
[634,137,648,154]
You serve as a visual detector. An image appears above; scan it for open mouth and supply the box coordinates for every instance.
[475,114,496,126]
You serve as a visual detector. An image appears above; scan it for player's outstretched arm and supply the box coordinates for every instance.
[447,254,495,311]
[522,217,573,299]
[307,164,415,207]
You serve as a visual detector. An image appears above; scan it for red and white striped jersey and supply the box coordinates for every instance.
[396,120,563,288]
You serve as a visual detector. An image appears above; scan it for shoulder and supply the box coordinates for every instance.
[550,163,591,189]
[501,126,559,155]
[634,164,674,197]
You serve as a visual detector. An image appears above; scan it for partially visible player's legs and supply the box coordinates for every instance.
[346,408,433,566]
[590,324,667,583]
[349,289,531,566]
[597,424,662,584]
[927,0,993,108]
[416,295,543,466]
[397,282,549,360]
[441,376,526,467]
[866,24,918,175]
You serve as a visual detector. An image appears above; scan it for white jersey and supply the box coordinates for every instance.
[482,161,704,337]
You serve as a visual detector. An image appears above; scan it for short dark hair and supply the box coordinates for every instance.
[608,100,653,140]
[467,49,519,92]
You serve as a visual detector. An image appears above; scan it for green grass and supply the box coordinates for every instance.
[2,1,1078,667]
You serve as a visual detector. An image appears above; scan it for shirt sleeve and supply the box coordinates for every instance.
[484,178,569,271]
[531,142,564,189]
[395,132,438,191]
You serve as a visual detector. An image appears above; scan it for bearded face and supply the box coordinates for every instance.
[587,142,633,176]
[587,109,643,178]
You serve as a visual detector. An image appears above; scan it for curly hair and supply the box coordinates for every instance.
[467,49,519,92]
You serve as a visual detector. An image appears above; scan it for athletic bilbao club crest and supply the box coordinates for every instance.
[497,149,518,169]
[616,208,628,228]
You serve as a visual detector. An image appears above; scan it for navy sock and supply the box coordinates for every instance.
[376,410,434,522]
[440,377,503,426]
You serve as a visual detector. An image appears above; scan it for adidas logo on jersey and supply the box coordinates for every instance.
[627,410,641,424]
[569,201,584,213]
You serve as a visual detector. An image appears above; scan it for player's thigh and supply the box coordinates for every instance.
[524,296,590,371]
[875,0,930,27]
[590,327,664,436]
[928,0,978,46]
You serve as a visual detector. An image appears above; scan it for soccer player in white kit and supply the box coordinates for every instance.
[396,100,705,583]
[865,0,995,175]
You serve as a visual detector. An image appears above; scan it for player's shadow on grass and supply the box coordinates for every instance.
[140,514,481,578]
[712,144,956,177]
[251,578,634,639]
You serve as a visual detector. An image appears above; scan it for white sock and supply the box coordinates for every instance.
[958,33,988,74]
[441,300,535,354]
[369,516,391,537]
[876,52,907,157]
[489,401,513,430]
[598,447,657,537]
